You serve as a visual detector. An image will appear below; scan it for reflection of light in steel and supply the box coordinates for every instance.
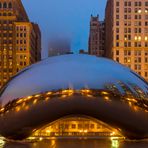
[33,99,38,105]
[35,94,41,98]
[45,97,50,101]
[15,107,21,112]
[102,91,109,95]
[46,92,52,95]
[111,137,120,148]
[0,138,5,147]
[0,55,148,140]
[104,96,110,101]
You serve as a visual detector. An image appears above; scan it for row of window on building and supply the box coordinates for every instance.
[116,14,148,20]
[116,1,148,7]
[116,50,148,56]
[0,2,12,9]
[116,21,148,26]
[0,12,13,16]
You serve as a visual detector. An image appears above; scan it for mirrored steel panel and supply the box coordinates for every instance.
[0,55,148,140]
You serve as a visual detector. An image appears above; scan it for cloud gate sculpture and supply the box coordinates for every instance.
[0,54,148,140]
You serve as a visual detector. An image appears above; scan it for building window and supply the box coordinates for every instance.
[116,57,119,62]
[3,2,7,9]
[116,42,119,47]
[116,50,119,55]
[145,51,148,56]
[116,1,119,7]
[116,15,119,19]
[134,50,141,56]
[116,8,119,13]
[72,124,76,129]
[116,35,119,40]
[135,2,142,7]
[8,2,12,9]
[135,57,141,63]
[145,72,148,77]
[116,28,119,33]
[116,21,119,26]
[135,64,141,70]
[124,50,131,56]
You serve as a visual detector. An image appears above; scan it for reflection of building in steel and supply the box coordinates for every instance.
[48,37,71,57]
[0,55,148,140]
[88,15,105,57]
[32,117,120,138]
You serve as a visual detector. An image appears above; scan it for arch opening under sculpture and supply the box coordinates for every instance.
[31,115,123,138]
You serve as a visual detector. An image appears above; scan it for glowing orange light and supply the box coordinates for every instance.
[45,97,49,101]
[84,130,88,133]
[46,130,50,133]
[35,94,41,98]
[81,89,91,94]
[46,92,52,95]
[0,108,4,112]
[27,96,32,99]
[25,106,29,110]
[17,99,24,104]
[15,107,21,112]
[104,96,110,101]
[102,91,109,95]
[33,99,38,104]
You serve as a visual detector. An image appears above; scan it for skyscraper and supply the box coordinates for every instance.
[88,15,105,57]
[0,0,41,88]
[105,0,148,81]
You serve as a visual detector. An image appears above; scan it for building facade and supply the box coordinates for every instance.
[88,15,105,57]
[0,0,41,88]
[105,0,148,81]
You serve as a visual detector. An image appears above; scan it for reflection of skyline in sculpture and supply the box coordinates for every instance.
[0,55,148,140]
[32,116,121,138]
[48,36,71,57]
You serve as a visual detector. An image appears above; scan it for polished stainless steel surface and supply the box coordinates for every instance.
[0,55,148,140]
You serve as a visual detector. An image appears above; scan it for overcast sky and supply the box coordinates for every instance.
[22,0,107,59]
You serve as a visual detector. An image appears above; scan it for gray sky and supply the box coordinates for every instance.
[22,0,107,59]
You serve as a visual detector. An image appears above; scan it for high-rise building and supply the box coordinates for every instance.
[48,36,71,57]
[0,0,41,88]
[88,15,105,57]
[99,21,105,56]
[105,0,148,80]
